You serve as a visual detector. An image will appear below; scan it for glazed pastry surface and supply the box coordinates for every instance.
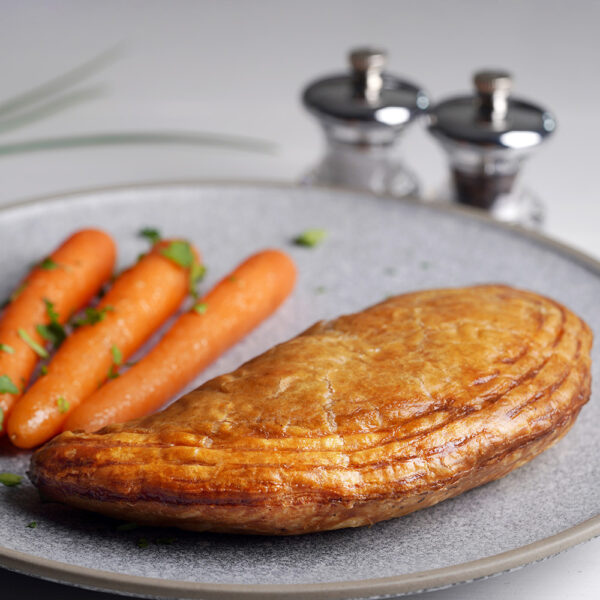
[30,285,593,535]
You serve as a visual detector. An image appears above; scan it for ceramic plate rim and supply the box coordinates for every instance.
[0,180,599,599]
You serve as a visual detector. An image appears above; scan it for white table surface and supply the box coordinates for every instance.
[0,1,598,598]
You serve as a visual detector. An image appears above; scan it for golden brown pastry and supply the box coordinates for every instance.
[30,285,592,535]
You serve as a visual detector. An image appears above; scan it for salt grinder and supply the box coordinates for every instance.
[302,47,429,197]
[428,70,556,226]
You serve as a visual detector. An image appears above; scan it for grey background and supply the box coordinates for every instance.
[0,1,599,598]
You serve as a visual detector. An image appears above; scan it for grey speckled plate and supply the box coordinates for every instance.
[0,183,599,600]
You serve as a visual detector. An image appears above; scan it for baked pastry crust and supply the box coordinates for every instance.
[30,285,593,535]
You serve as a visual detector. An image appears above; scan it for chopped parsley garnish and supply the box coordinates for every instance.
[39,257,59,270]
[189,261,206,298]
[111,345,123,366]
[36,299,67,349]
[72,305,114,328]
[0,375,19,395]
[18,328,49,358]
[160,241,194,268]
[36,323,64,347]
[40,365,48,376]
[56,397,69,414]
[156,537,176,545]
[134,535,175,547]
[139,228,162,245]
[293,228,327,247]
[3,282,28,307]
[0,472,22,487]
[107,345,123,379]
[44,298,59,322]
[12,282,28,300]
[193,302,208,315]
[116,522,139,532]
[0,344,15,354]
[27,521,37,529]
[107,365,120,380]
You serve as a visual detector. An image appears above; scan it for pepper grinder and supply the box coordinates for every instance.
[428,70,556,226]
[301,47,429,197]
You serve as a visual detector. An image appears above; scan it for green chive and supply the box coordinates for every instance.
[0,343,15,354]
[40,365,48,376]
[160,241,194,268]
[193,302,208,315]
[0,472,23,487]
[18,328,48,358]
[56,396,69,414]
[293,228,327,247]
[27,521,37,529]
[0,375,20,395]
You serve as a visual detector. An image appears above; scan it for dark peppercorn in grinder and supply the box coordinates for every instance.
[428,70,556,226]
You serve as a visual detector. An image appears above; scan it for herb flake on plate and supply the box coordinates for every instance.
[139,228,162,245]
[0,472,23,487]
[293,228,327,247]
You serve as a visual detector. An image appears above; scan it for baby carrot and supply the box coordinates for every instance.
[0,229,116,434]
[7,239,199,448]
[64,249,296,433]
